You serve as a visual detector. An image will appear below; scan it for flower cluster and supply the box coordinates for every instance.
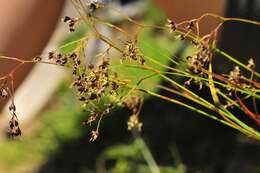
[184,42,211,89]
[83,104,113,126]
[72,60,115,103]
[127,114,143,131]
[45,45,129,141]
[67,51,126,141]
[47,51,77,66]
[122,40,145,65]
[165,18,211,89]
[228,66,241,84]
[83,104,114,141]
[87,1,105,16]
[89,130,99,142]
[185,20,197,31]
[227,59,257,92]
[0,85,8,99]
[166,19,177,33]
[247,58,255,70]
[63,16,78,32]
[7,103,22,137]
[124,96,143,131]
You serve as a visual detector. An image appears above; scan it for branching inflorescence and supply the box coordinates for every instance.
[0,0,260,141]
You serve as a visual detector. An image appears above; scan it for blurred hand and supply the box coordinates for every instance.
[0,0,66,109]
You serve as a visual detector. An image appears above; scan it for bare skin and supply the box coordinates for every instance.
[0,0,66,109]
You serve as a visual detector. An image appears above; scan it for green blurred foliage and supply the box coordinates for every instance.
[94,139,186,173]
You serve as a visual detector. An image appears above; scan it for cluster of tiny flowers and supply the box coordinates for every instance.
[63,16,79,32]
[127,114,143,131]
[184,41,211,89]
[191,35,211,71]
[227,59,257,93]
[83,104,114,126]
[247,58,256,70]
[72,60,118,104]
[185,20,197,31]
[48,51,72,66]
[122,40,145,65]
[166,19,177,33]
[84,104,114,141]
[0,83,21,137]
[165,18,209,89]
[228,66,241,84]
[67,52,124,141]
[89,130,99,142]
[8,103,22,137]
[87,1,105,16]
[0,85,8,99]
[123,96,143,131]
[33,56,42,62]
[1,82,21,138]
[166,18,198,39]
[84,114,97,125]
[45,44,128,142]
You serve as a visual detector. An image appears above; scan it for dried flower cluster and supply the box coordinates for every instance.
[48,51,76,66]
[63,16,79,32]
[228,66,241,84]
[72,60,118,103]
[127,114,143,131]
[89,130,99,141]
[166,19,177,33]
[165,17,260,131]
[124,96,143,131]
[165,18,214,89]
[8,103,22,137]
[84,103,114,141]
[247,58,255,70]
[0,84,8,99]
[185,44,211,89]
[122,40,145,65]
[227,59,257,93]
[0,1,259,142]
[0,82,21,137]
[64,49,126,141]
[87,1,105,16]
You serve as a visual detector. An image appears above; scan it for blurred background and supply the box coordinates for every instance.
[0,0,259,173]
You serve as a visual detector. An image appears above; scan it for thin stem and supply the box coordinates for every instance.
[214,48,260,78]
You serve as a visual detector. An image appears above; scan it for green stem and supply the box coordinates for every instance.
[214,48,260,78]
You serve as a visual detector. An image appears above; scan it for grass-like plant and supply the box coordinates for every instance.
[0,0,259,141]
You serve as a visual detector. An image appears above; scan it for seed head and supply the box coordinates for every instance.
[89,130,99,142]
[0,87,8,98]
[166,19,177,33]
[127,114,143,131]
